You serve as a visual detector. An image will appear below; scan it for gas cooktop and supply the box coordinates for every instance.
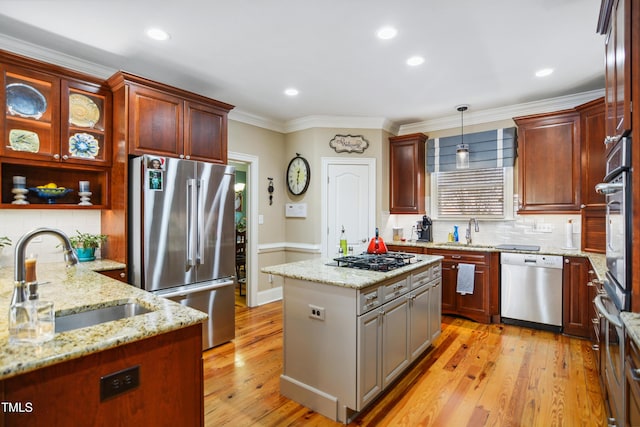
[333,252,418,272]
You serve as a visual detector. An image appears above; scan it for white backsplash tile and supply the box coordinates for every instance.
[384,213,582,250]
[0,210,101,266]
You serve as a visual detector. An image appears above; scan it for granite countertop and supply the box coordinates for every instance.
[387,240,607,280]
[262,254,443,289]
[0,260,207,380]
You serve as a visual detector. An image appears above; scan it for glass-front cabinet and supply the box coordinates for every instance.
[0,51,111,208]
[1,64,111,166]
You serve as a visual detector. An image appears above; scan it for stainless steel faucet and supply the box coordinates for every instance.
[465,218,480,245]
[12,228,79,305]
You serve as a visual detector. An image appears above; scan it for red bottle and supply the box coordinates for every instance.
[367,228,388,254]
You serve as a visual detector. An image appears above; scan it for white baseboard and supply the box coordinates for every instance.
[256,286,283,306]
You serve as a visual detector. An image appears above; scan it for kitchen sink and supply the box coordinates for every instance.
[435,242,495,249]
[55,301,153,333]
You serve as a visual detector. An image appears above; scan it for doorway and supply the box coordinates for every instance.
[229,152,258,307]
[321,157,376,258]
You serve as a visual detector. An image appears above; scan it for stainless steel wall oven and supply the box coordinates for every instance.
[594,136,631,427]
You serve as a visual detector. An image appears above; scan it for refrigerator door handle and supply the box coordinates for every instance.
[187,178,198,267]
[155,279,235,298]
[197,179,204,265]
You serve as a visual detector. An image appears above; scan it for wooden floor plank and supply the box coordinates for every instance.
[203,301,607,426]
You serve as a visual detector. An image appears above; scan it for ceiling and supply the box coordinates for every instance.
[0,0,605,131]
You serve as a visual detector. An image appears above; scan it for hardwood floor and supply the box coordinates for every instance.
[203,301,606,426]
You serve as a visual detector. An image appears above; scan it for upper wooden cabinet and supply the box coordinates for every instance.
[514,110,581,213]
[0,50,111,209]
[389,133,426,214]
[107,71,233,164]
[599,0,631,152]
[1,58,112,167]
[576,98,606,253]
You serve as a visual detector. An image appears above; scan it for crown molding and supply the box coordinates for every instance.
[284,115,398,134]
[397,89,605,135]
[0,33,115,78]
[228,109,286,133]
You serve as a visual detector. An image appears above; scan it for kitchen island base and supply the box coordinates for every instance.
[265,255,442,424]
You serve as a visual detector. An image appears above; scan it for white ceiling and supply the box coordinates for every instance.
[0,0,605,132]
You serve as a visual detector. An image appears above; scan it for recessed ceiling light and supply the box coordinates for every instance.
[406,56,425,66]
[535,68,554,77]
[376,26,398,40]
[284,88,299,96]
[146,28,170,41]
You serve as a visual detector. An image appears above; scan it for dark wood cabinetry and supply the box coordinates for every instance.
[626,332,640,426]
[426,249,498,324]
[514,110,581,213]
[576,98,607,253]
[0,50,111,209]
[562,256,592,338]
[389,133,426,214]
[107,71,233,163]
[0,324,203,426]
[97,268,128,283]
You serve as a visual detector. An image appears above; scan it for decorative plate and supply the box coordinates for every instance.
[69,133,100,159]
[8,129,40,153]
[69,94,100,127]
[6,83,47,119]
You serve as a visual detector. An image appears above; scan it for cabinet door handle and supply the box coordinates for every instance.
[185,155,191,160]
[452,255,461,259]
[53,154,60,160]
[179,154,185,159]
[632,368,640,382]
[62,155,69,160]
[592,344,599,351]
[119,272,126,278]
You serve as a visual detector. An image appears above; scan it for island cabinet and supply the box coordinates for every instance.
[626,330,640,426]
[0,50,112,209]
[107,71,234,163]
[276,259,441,423]
[426,249,498,324]
[0,324,203,427]
[389,133,427,214]
[513,110,582,214]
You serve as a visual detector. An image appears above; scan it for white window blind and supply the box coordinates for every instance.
[435,167,505,218]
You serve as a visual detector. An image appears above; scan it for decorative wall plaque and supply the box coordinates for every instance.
[329,134,369,154]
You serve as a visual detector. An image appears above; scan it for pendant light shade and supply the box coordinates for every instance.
[456,105,469,169]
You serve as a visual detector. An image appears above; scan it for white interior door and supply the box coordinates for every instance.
[322,158,375,257]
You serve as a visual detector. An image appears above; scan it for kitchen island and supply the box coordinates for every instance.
[263,254,442,423]
[0,261,207,426]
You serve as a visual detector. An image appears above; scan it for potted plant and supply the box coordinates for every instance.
[69,230,107,262]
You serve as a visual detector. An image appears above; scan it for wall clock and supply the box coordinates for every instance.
[286,153,310,195]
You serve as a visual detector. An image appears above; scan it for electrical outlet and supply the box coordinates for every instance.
[100,365,140,401]
[308,304,325,320]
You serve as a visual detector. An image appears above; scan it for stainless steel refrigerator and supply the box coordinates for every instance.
[129,154,235,350]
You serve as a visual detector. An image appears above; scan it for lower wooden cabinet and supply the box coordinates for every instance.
[562,256,592,338]
[0,324,203,426]
[97,268,128,283]
[426,249,498,324]
[627,333,640,426]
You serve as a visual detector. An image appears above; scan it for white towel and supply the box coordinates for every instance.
[456,263,475,295]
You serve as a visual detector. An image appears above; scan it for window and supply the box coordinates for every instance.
[431,167,513,219]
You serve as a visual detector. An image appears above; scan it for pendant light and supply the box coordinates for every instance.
[456,105,470,169]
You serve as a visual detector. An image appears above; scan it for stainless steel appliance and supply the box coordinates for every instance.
[129,155,236,350]
[595,292,625,427]
[593,136,631,427]
[333,252,418,271]
[596,136,631,311]
[500,252,563,332]
[417,215,432,242]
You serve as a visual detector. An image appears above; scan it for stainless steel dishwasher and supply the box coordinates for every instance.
[500,252,564,332]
